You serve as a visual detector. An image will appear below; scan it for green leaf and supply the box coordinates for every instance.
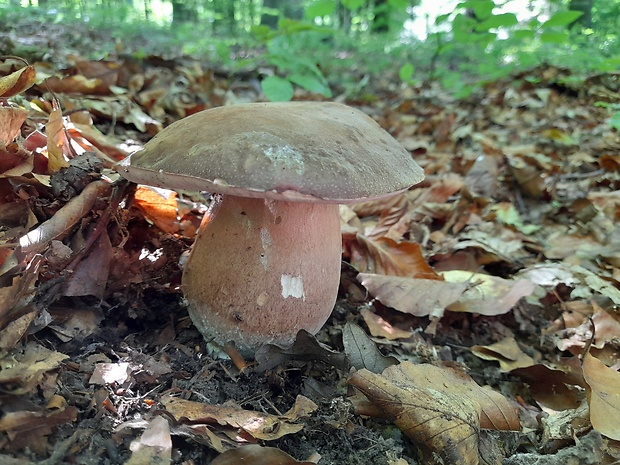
[610,112,620,131]
[342,0,364,10]
[475,13,518,31]
[542,10,583,28]
[457,0,495,20]
[288,73,332,97]
[387,0,409,9]
[540,31,569,44]
[261,76,294,102]
[512,28,535,40]
[305,0,335,18]
[435,13,451,25]
[399,63,415,82]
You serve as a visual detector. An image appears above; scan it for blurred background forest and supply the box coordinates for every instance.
[0,0,619,103]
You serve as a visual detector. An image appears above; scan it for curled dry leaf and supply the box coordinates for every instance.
[133,186,182,234]
[348,362,520,465]
[18,179,111,256]
[161,394,317,451]
[471,337,535,371]
[357,272,468,318]
[582,352,620,440]
[350,235,440,278]
[45,103,71,173]
[511,358,585,410]
[0,62,36,97]
[442,271,536,316]
[211,444,316,465]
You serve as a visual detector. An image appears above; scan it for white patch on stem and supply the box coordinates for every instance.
[259,227,271,268]
[281,274,306,301]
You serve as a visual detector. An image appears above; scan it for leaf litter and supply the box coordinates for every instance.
[0,22,619,465]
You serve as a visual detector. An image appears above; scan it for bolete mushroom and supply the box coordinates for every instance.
[116,102,424,354]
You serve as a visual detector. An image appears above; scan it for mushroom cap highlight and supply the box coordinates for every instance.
[117,101,424,202]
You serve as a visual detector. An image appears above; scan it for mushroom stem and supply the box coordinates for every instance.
[182,195,342,353]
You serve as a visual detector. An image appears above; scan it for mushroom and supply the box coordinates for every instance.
[116,102,424,354]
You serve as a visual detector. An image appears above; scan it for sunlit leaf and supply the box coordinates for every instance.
[541,10,584,28]
[261,76,294,102]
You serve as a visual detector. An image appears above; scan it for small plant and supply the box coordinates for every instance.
[252,19,333,101]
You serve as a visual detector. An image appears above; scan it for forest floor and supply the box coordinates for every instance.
[1,18,619,465]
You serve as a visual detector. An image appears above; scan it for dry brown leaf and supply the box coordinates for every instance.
[161,394,316,445]
[360,307,412,340]
[350,235,440,278]
[133,186,181,234]
[349,369,480,465]
[583,352,620,440]
[348,362,519,465]
[443,271,536,316]
[44,74,111,96]
[0,63,36,97]
[45,103,71,173]
[211,445,316,465]
[0,106,28,145]
[358,272,468,318]
[0,342,69,395]
[511,359,585,410]
[63,232,112,298]
[471,337,535,371]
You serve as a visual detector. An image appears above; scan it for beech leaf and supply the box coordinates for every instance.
[583,353,620,440]
[342,322,398,373]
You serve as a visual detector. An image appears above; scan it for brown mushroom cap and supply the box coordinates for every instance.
[117,102,424,202]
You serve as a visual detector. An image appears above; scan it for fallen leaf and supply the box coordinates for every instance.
[360,307,412,340]
[0,106,29,145]
[89,362,131,385]
[443,271,536,316]
[511,358,585,410]
[124,416,172,465]
[0,342,68,395]
[348,362,480,465]
[342,322,398,373]
[45,103,71,173]
[0,62,36,97]
[133,186,181,234]
[350,235,440,278]
[583,352,620,440]
[471,337,535,371]
[357,272,468,318]
[211,445,316,465]
[255,330,348,372]
[348,362,520,465]
[161,394,316,451]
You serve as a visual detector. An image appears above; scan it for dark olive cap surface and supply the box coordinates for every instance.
[117,102,424,203]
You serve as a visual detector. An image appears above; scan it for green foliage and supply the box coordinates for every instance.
[541,10,584,28]
[252,18,333,101]
[261,75,294,101]
[305,0,335,19]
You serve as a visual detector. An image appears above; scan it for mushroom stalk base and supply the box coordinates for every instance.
[182,196,342,354]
